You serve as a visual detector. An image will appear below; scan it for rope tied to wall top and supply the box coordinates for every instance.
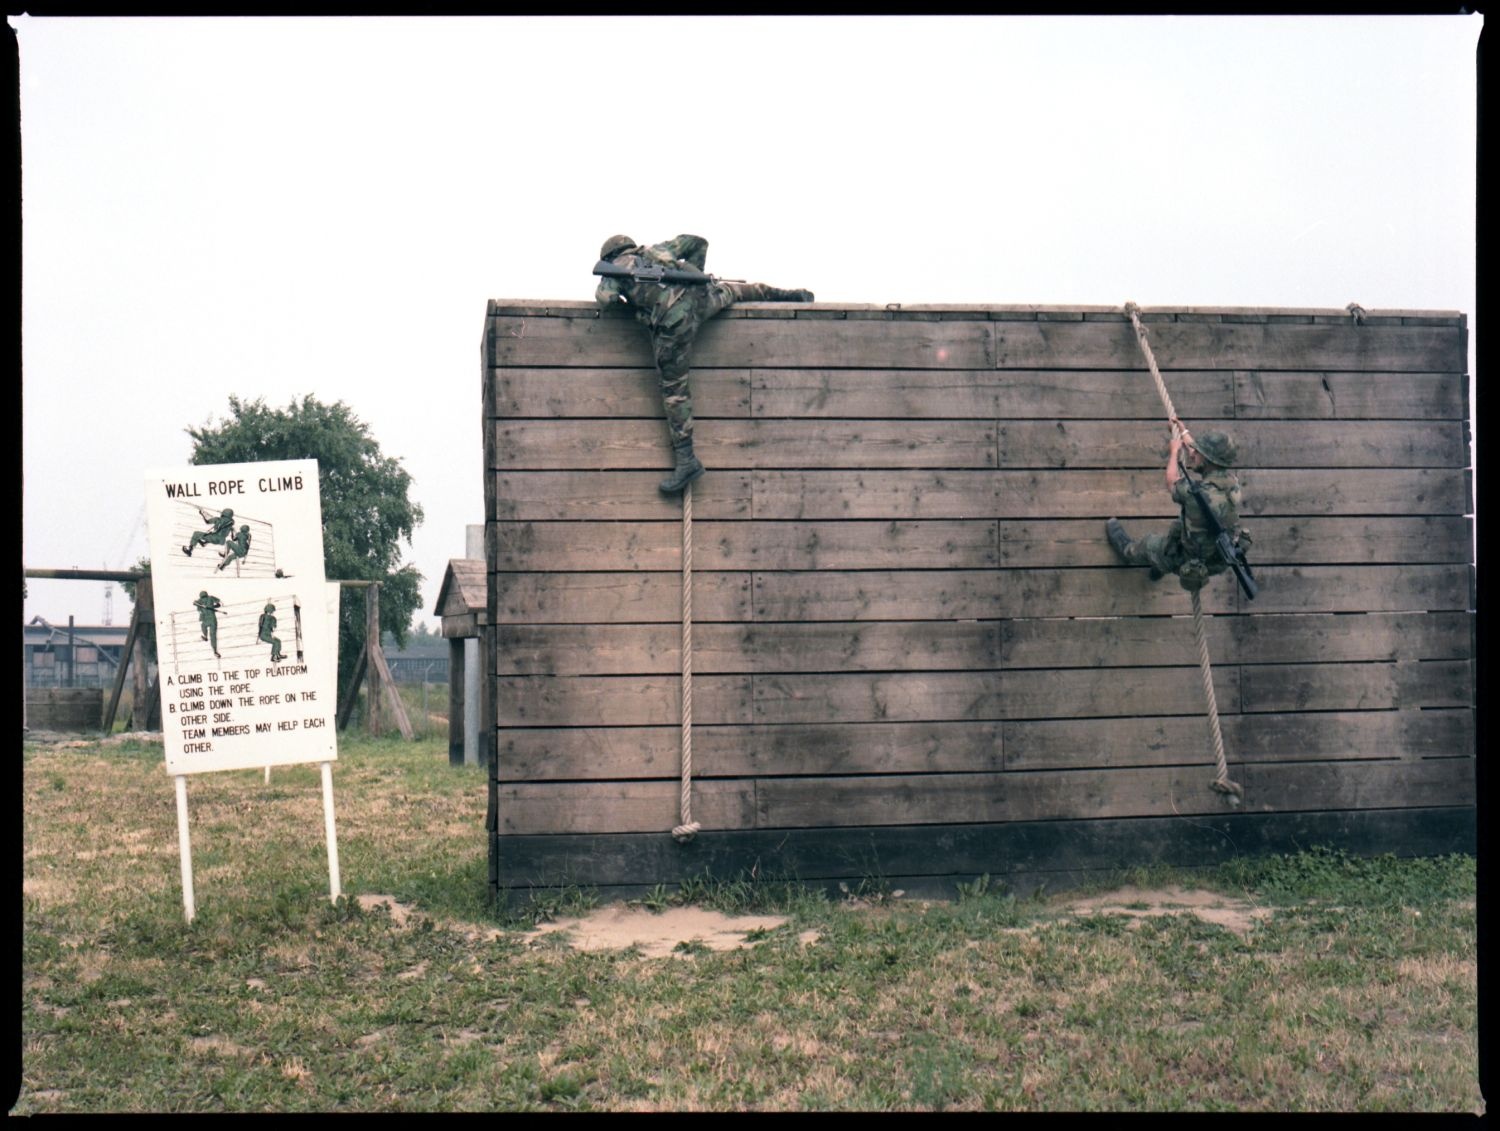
[1123,301,1243,806]
[672,480,701,843]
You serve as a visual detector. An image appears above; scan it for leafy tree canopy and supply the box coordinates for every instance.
[186,395,425,699]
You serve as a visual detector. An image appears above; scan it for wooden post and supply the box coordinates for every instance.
[448,636,465,766]
[366,584,382,736]
[102,598,144,734]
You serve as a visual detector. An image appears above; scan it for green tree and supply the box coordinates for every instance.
[186,395,425,703]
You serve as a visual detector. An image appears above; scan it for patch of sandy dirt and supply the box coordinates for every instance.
[1056,885,1271,937]
[357,893,414,926]
[525,905,805,958]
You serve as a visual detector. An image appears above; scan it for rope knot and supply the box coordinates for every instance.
[1211,778,1244,807]
[672,822,701,843]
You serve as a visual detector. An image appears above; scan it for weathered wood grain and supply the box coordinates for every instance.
[988,320,1466,372]
[1004,709,1474,770]
[488,315,1464,373]
[498,779,755,836]
[489,313,997,369]
[1240,659,1473,712]
[998,611,1472,668]
[493,471,752,520]
[497,721,1005,781]
[494,620,998,675]
[492,367,751,418]
[1234,371,1469,420]
[493,709,1473,781]
[1000,516,1474,567]
[748,369,1236,419]
[495,675,753,727]
[752,758,1474,829]
[993,420,1466,469]
[493,520,1001,572]
[494,419,998,469]
[492,572,750,624]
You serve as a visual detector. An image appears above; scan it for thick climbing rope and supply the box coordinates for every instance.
[672,480,701,842]
[1123,302,1244,806]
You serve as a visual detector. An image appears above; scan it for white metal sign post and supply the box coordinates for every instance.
[145,459,343,923]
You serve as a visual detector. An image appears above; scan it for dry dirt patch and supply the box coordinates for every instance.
[525,905,808,958]
[1057,885,1271,937]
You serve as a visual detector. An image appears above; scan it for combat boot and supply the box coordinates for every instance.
[1105,518,1133,560]
[659,437,704,495]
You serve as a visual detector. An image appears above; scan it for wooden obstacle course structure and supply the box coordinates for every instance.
[482,300,1474,901]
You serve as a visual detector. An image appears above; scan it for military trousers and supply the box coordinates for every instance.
[1121,520,1229,592]
[650,282,795,444]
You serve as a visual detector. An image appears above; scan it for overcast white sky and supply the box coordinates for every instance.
[17,14,1480,630]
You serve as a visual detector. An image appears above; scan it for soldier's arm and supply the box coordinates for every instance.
[662,234,709,271]
[1165,430,1184,490]
[595,276,626,309]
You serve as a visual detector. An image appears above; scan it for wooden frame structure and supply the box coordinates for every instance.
[482,299,1475,902]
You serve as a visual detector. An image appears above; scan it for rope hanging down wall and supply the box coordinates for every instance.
[672,481,701,842]
[1123,302,1243,806]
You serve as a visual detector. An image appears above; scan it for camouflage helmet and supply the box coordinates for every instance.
[199,590,209,599]
[220,508,234,519]
[264,603,276,613]
[599,234,635,260]
[1190,430,1238,468]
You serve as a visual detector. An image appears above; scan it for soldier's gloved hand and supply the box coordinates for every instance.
[1236,527,1253,549]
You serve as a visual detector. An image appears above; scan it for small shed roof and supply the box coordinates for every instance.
[434,559,485,638]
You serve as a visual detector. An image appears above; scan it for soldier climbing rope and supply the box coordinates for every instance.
[1117,301,1247,806]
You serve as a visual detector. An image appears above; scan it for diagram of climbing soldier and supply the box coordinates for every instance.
[258,602,285,663]
[164,591,304,672]
[193,590,225,659]
[593,234,815,494]
[166,498,280,579]
[184,506,235,556]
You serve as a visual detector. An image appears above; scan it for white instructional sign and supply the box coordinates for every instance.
[144,459,340,775]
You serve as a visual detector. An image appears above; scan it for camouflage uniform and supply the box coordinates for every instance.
[595,234,810,445]
[1118,467,1248,592]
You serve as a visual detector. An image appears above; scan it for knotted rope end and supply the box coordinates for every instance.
[672,821,701,844]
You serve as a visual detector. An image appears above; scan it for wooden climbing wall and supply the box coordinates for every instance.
[483,300,1475,901]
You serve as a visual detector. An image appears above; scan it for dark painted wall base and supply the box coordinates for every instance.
[490,807,1476,907]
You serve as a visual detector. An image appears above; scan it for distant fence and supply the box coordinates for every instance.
[387,657,449,685]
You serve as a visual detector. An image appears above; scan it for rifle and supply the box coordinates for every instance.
[592,258,741,287]
[1178,462,1259,601]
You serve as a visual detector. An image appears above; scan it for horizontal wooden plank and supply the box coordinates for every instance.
[989,320,1465,372]
[748,369,1236,419]
[999,611,1472,668]
[491,808,1477,893]
[493,468,1470,524]
[493,572,750,624]
[1240,659,1473,712]
[492,471,752,520]
[490,418,1466,471]
[498,779,754,836]
[492,367,751,419]
[494,611,1470,676]
[495,620,999,675]
[1004,709,1475,770]
[491,515,1471,572]
[489,313,998,369]
[493,709,1474,781]
[994,419,1466,469]
[1000,516,1473,567]
[1239,565,1472,614]
[493,520,1001,572]
[1234,371,1469,420]
[495,675,753,727]
[496,721,1005,781]
[494,419,998,469]
[753,759,1475,830]
[488,315,1464,373]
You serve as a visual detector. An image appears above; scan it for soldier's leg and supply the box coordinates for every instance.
[723,282,815,303]
[651,320,706,493]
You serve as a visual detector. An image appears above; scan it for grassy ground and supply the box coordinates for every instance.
[18,733,1482,1112]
